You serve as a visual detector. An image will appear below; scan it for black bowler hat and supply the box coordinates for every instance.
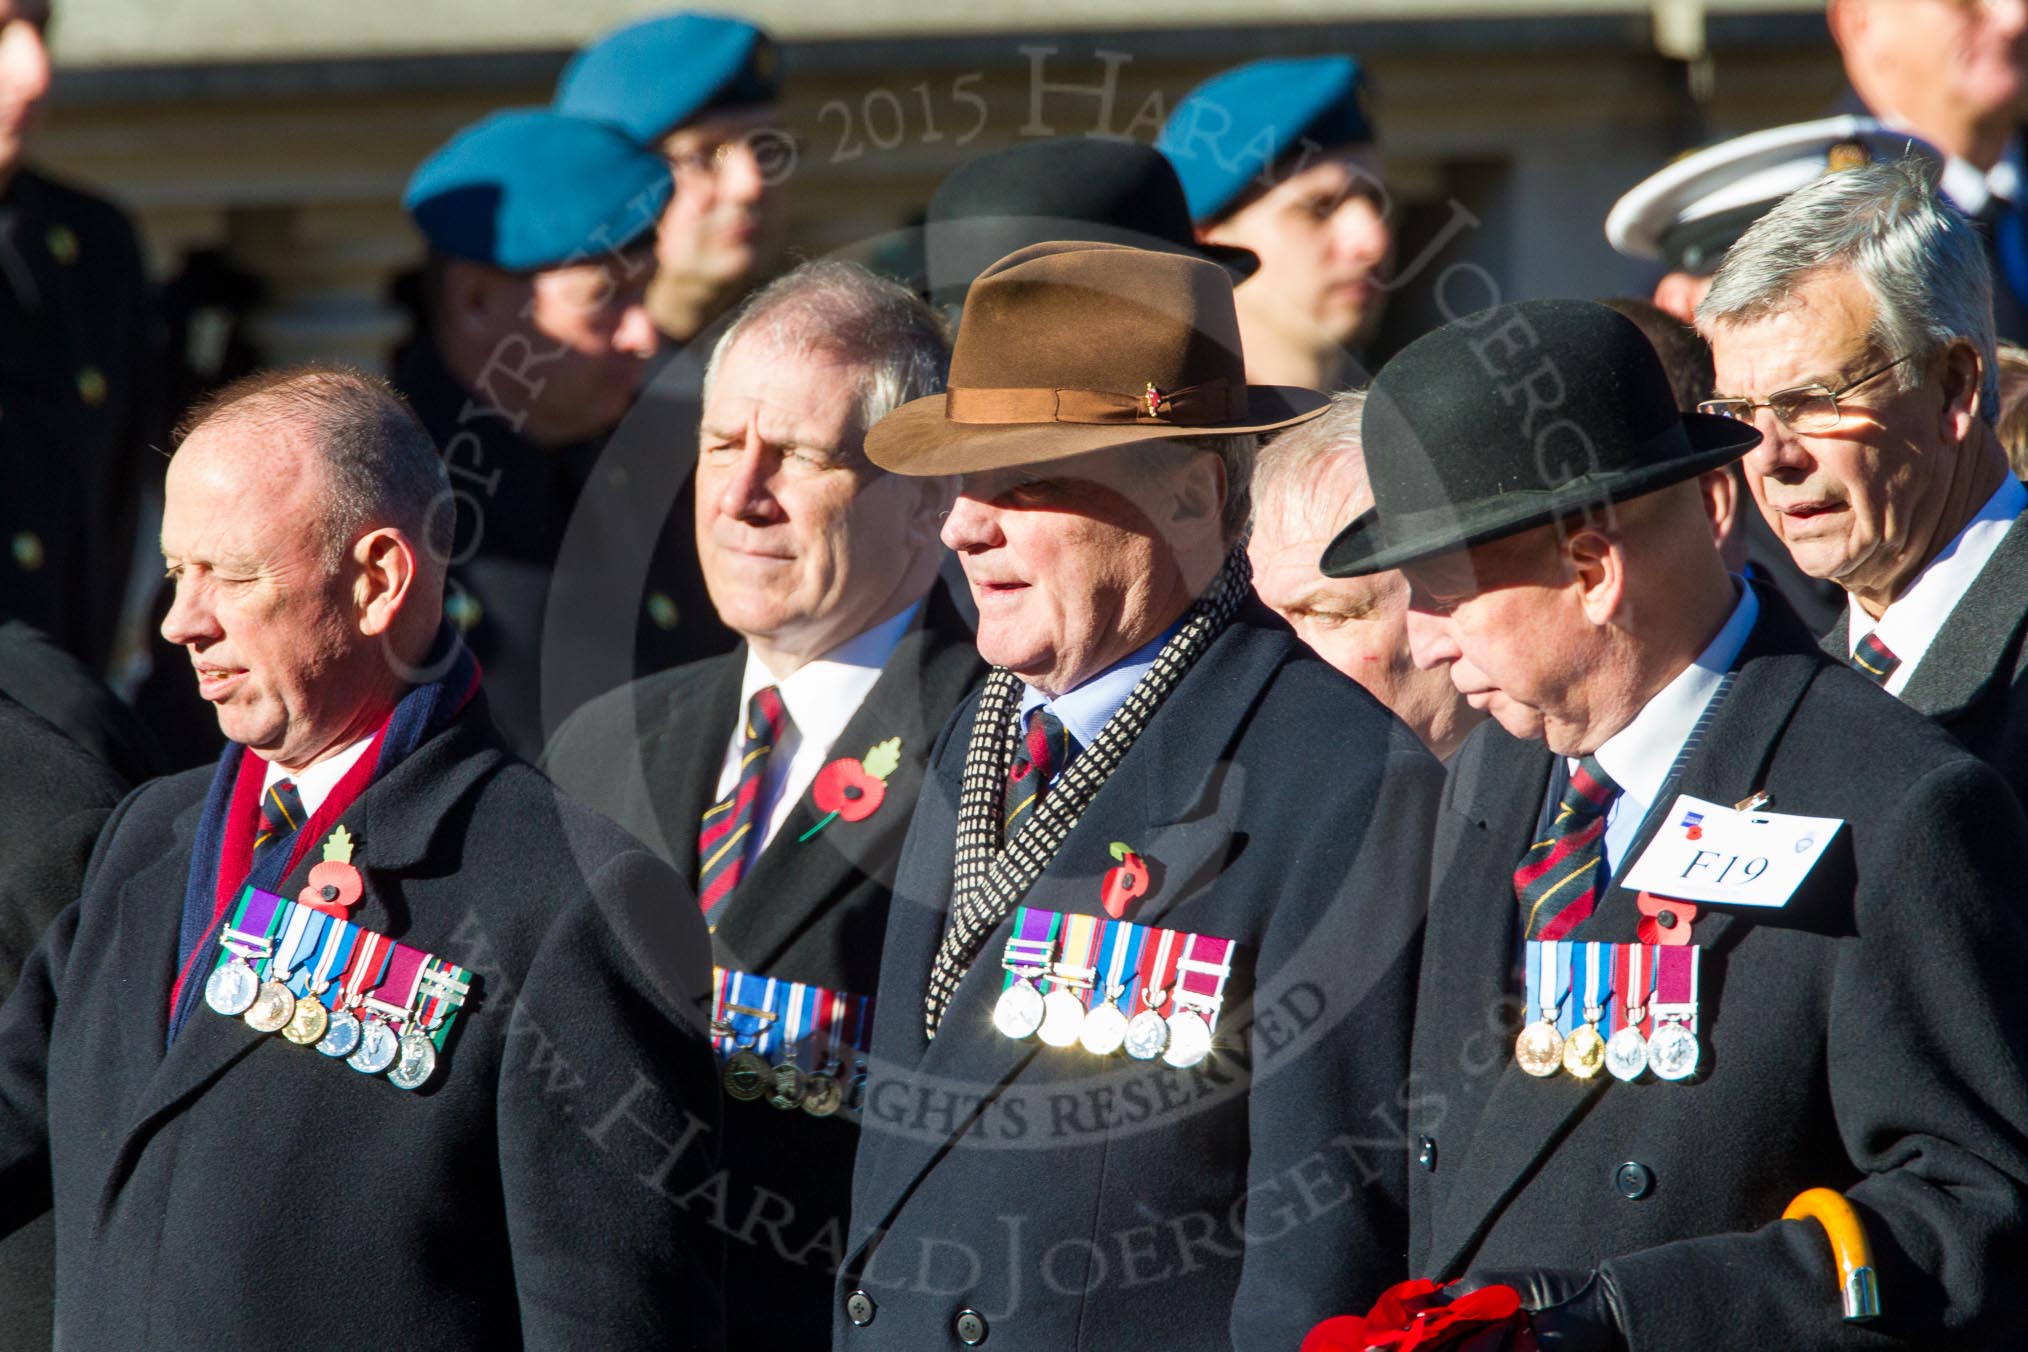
[1321,298,1761,577]
[924,138,1258,309]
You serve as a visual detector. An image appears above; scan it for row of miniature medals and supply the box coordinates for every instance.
[1515,939,1702,1083]
[709,967,875,1117]
[994,906,1235,1069]
[204,884,472,1091]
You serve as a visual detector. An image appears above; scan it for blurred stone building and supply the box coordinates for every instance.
[40,0,1839,378]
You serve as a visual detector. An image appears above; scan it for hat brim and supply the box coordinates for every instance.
[1319,412,1761,577]
[866,384,1328,476]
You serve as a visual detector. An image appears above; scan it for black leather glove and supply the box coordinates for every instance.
[1446,1267,1630,1352]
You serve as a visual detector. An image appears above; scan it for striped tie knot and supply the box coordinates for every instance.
[1515,754,1623,942]
[255,778,305,856]
[1851,631,1899,686]
[697,685,791,923]
[1005,705,1076,838]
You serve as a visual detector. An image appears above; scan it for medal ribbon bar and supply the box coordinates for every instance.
[1173,933,1236,1030]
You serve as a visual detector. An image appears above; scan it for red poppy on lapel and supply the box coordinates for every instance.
[1636,891,1698,946]
[801,737,903,842]
[1100,841,1150,918]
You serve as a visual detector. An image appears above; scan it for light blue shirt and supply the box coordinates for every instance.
[1590,581,1759,873]
[1017,621,1182,751]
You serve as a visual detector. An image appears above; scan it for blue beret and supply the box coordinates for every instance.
[1159,56,1375,224]
[403,109,672,272]
[554,11,780,146]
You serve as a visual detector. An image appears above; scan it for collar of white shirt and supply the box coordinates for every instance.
[1587,581,1760,872]
[717,600,921,857]
[1018,619,1179,749]
[1848,476,2028,697]
[260,732,378,817]
[1939,136,2024,218]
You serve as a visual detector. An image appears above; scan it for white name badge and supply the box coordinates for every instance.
[1621,793,1843,908]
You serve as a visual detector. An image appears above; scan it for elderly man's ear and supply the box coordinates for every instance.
[1940,341,1986,445]
[353,527,420,638]
[1170,452,1226,536]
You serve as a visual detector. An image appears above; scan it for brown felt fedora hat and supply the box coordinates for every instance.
[866,240,1328,475]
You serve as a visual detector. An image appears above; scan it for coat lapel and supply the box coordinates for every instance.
[714,592,983,977]
[646,655,742,886]
[1425,602,1823,1278]
[1893,509,2028,722]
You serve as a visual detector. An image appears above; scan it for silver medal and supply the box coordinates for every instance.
[347,1016,400,1075]
[1123,1008,1171,1060]
[1036,987,1086,1048]
[1079,1000,1131,1057]
[205,957,259,1017]
[992,978,1046,1040]
[317,1006,363,1058]
[801,1072,843,1118]
[1647,1020,1700,1082]
[1604,1026,1649,1082]
[387,1028,439,1091]
[1161,1008,1214,1068]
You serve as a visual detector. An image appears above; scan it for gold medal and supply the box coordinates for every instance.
[243,980,296,1034]
[282,991,330,1045]
[1562,1018,1606,1079]
[1515,1019,1565,1077]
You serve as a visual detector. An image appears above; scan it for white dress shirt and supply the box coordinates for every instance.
[1588,582,1759,874]
[1847,477,2027,698]
[712,602,920,869]
[1937,137,2023,221]
[261,733,376,816]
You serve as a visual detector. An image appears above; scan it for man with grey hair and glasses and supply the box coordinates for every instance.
[544,259,984,1346]
[1699,156,2028,796]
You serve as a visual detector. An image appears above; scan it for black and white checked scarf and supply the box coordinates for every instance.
[923,546,1253,1038]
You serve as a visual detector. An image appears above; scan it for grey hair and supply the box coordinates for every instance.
[1250,389,1372,543]
[176,364,453,570]
[702,259,950,436]
[1698,155,1998,424]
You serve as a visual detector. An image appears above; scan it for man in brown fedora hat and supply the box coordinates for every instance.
[835,241,1445,1348]
[1325,297,2028,1348]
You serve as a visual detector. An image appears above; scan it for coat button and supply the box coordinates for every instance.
[1417,1135,1437,1172]
[954,1308,988,1344]
[845,1290,876,1326]
[1615,1161,1654,1200]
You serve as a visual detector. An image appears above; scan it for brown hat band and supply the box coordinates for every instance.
[944,378,1248,427]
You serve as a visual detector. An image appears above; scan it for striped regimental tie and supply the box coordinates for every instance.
[1004,705,1078,841]
[1850,631,1900,686]
[698,686,789,923]
[255,778,306,858]
[1513,754,1623,941]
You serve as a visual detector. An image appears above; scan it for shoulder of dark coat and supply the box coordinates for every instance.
[541,650,735,771]
[0,692,129,815]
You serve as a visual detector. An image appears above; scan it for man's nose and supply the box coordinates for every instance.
[940,493,1003,553]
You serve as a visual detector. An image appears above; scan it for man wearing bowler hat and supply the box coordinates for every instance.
[1324,299,2028,1347]
[836,240,1444,1348]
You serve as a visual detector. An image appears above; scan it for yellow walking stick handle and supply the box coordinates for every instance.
[1782,1187,1881,1322]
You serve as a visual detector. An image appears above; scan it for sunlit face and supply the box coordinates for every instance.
[940,449,1203,696]
[1250,495,1483,760]
[658,107,790,300]
[159,421,389,769]
[1203,148,1393,354]
[1400,531,1601,751]
[1842,0,2028,128]
[0,2,50,179]
[696,334,942,664]
[1705,266,1961,603]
